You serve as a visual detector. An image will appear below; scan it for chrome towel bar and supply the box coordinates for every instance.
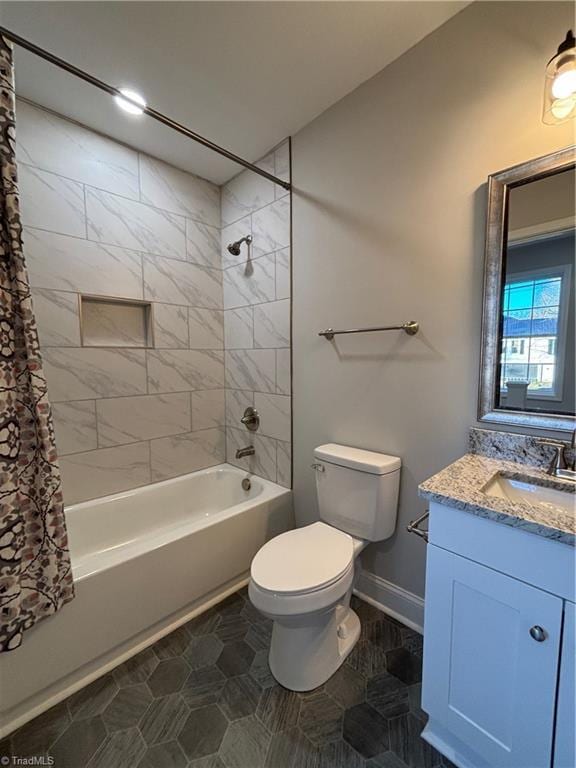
[319,321,419,341]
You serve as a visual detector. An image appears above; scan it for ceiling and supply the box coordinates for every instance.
[1,1,468,184]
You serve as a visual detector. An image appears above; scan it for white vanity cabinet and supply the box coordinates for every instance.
[554,600,575,768]
[421,502,575,768]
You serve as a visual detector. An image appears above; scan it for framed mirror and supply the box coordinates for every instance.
[479,146,576,432]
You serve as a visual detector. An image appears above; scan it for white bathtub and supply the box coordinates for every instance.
[0,464,292,737]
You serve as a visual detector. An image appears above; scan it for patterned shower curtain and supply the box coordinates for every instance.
[0,35,74,652]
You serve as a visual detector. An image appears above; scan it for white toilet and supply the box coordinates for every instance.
[248,443,401,691]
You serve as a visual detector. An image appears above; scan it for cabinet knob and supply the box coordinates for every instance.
[529,625,547,642]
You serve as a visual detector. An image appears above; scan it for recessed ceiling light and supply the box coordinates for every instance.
[114,88,146,116]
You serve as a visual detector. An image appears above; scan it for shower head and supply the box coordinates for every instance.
[227,235,252,256]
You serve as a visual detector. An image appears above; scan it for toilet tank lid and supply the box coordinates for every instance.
[314,444,401,475]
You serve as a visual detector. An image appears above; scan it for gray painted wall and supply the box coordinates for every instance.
[291,1,574,599]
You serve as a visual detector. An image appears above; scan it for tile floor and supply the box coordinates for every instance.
[1,590,452,768]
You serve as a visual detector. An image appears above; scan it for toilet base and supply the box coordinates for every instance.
[268,605,361,691]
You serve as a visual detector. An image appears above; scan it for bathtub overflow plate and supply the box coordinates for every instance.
[242,477,252,491]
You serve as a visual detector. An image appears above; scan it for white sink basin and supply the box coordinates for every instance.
[484,474,575,513]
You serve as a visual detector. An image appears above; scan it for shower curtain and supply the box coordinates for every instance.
[0,35,74,652]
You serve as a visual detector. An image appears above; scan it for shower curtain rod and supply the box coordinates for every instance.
[0,26,291,191]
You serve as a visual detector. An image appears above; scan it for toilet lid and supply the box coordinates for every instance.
[251,522,354,595]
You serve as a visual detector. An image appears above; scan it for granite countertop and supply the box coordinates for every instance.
[419,453,576,546]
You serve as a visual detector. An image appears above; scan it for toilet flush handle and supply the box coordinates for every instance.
[311,463,325,472]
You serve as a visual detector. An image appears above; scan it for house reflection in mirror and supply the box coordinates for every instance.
[497,168,575,416]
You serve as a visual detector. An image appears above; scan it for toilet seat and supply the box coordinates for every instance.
[249,522,357,618]
[251,521,354,595]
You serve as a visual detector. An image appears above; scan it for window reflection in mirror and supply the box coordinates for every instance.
[497,168,575,416]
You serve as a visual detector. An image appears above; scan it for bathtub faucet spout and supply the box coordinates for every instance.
[236,445,255,459]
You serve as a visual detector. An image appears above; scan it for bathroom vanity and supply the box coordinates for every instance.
[419,451,575,768]
[418,145,576,768]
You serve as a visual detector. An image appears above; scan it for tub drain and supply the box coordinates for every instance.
[242,477,251,491]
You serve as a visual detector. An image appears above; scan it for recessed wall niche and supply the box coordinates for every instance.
[80,296,153,348]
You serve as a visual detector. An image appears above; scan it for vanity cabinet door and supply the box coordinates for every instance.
[422,545,563,768]
[554,601,575,768]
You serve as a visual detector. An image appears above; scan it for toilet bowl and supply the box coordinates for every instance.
[249,443,401,691]
[249,522,365,690]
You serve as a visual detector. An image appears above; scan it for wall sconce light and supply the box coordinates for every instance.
[543,30,576,124]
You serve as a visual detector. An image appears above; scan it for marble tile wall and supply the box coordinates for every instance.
[17,100,226,504]
[221,142,292,487]
[17,100,291,501]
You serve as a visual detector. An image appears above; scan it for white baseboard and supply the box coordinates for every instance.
[354,569,424,634]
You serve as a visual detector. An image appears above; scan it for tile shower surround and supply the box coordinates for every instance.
[16,100,291,503]
[220,143,292,488]
[1,591,454,768]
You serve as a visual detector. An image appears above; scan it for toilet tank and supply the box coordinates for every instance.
[314,444,401,541]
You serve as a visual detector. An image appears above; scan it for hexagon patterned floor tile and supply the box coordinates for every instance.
[2,589,450,768]
[102,685,153,732]
[185,635,224,670]
[181,666,226,711]
[178,705,228,761]
[218,675,261,721]
[148,658,190,697]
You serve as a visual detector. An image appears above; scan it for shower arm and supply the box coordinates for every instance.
[0,25,291,192]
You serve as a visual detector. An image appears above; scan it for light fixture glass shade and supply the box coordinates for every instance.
[543,31,576,124]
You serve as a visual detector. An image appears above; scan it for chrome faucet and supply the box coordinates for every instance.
[235,445,255,459]
[535,430,576,481]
